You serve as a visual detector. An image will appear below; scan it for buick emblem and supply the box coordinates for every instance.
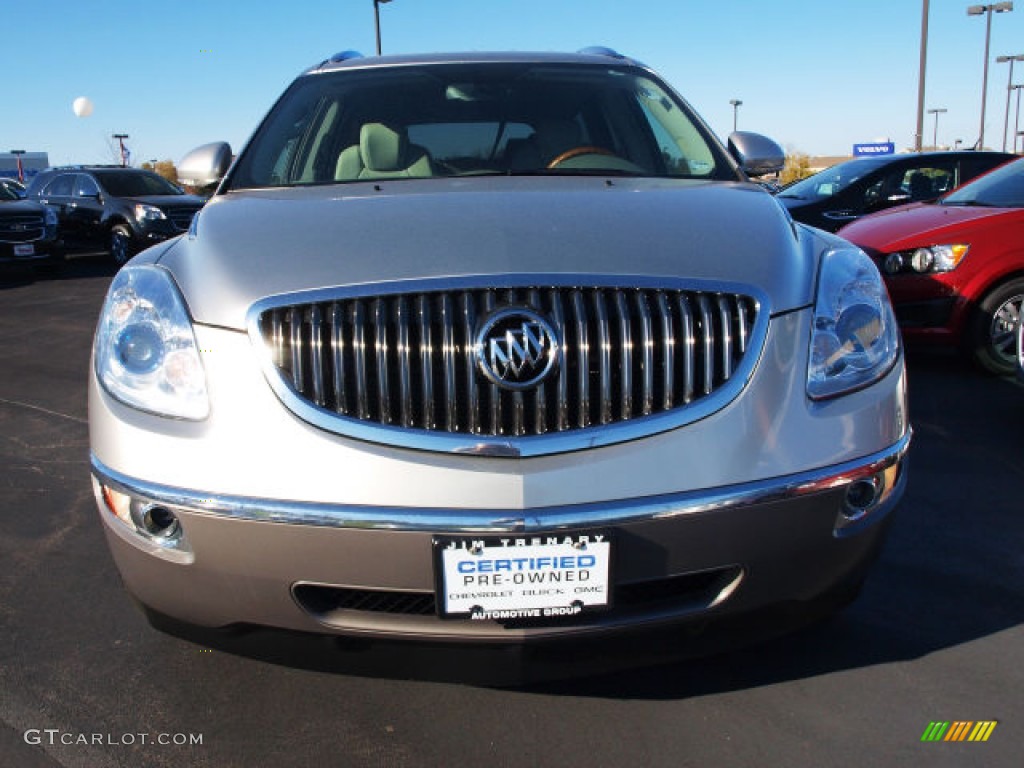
[475,307,559,390]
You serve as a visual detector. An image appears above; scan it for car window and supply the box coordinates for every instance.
[44,174,74,197]
[74,174,100,197]
[93,171,183,197]
[943,157,1024,208]
[778,157,887,200]
[229,63,729,188]
[864,163,953,210]
[0,182,18,201]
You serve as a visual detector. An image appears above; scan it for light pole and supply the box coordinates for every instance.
[997,54,1024,150]
[112,133,130,167]
[915,0,931,152]
[373,0,393,56]
[927,108,947,148]
[729,99,742,132]
[1013,84,1024,151]
[967,2,1014,149]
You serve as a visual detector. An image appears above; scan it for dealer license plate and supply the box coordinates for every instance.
[434,534,612,620]
[14,244,35,257]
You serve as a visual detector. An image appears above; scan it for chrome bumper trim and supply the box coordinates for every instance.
[90,430,909,534]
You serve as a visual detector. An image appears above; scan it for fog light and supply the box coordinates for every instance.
[844,478,880,513]
[97,481,185,545]
[139,505,180,539]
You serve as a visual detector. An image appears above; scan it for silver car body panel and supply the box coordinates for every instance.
[90,310,907,510]
[91,432,909,533]
[158,179,814,331]
[89,50,909,643]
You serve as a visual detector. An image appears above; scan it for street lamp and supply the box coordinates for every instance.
[112,134,130,167]
[996,54,1024,150]
[915,0,931,152]
[927,108,947,149]
[373,0,393,56]
[1013,84,1024,151]
[729,99,742,132]
[967,2,1014,149]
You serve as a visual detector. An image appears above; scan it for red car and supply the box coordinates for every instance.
[839,157,1024,374]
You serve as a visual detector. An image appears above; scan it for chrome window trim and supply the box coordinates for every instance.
[244,274,771,458]
[91,431,909,534]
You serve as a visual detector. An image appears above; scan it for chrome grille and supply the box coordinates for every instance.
[0,214,45,243]
[255,282,761,451]
[167,208,201,232]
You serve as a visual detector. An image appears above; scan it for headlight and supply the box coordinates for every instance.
[94,265,209,419]
[43,207,58,227]
[134,203,167,222]
[808,247,900,400]
[881,244,969,275]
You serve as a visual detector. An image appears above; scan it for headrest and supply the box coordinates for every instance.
[360,123,407,172]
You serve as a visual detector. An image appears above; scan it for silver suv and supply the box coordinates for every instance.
[89,49,909,647]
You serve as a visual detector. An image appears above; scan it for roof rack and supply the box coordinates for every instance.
[50,164,134,171]
[577,46,626,59]
[329,50,364,63]
[310,49,364,73]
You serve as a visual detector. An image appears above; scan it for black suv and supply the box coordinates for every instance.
[0,179,62,269]
[26,166,205,264]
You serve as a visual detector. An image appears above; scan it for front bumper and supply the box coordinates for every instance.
[91,432,909,642]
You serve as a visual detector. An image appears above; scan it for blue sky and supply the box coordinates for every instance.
[6,0,1024,166]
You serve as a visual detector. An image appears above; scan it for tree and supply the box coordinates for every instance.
[141,160,180,184]
[780,152,812,186]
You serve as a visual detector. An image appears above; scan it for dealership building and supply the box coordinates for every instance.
[0,152,49,184]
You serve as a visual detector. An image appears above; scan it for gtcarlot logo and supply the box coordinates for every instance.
[921,721,998,742]
[24,729,203,747]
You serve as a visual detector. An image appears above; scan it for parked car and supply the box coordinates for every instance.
[776,151,1014,233]
[25,166,205,264]
[0,177,27,198]
[840,157,1024,375]
[0,179,63,269]
[89,49,909,650]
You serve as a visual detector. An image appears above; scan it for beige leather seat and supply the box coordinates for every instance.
[336,123,434,180]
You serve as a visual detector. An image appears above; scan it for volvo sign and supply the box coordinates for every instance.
[853,142,895,156]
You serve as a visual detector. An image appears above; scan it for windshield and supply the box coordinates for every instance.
[0,182,19,201]
[229,62,730,188]
[942,157,1024,208]
[93,171,183,197]
[779,157,888,199]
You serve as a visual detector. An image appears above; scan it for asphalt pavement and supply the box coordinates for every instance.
[0,256,1021,768]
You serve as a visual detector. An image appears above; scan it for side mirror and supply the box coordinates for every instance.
[727,131,785,178]
[178,142,233,188]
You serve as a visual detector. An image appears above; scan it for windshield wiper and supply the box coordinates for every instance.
[776,193,805,199]
[941,199,996,207]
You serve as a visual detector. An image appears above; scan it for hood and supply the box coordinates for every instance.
[127,194,206,209]
[158,177,818,330]
[0,199,47,216]
[839,201,1018,251]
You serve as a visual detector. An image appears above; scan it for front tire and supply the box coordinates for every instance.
[110,225,133,266]
[967,277,1024,375]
